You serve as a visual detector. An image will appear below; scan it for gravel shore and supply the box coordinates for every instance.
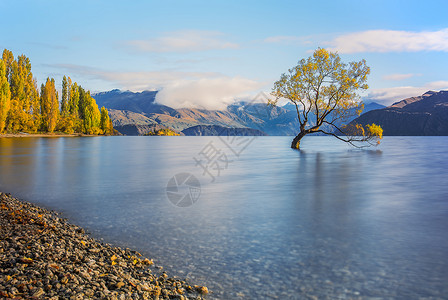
[0,192,209,299]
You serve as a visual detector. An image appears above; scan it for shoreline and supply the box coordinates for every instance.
[0,192,209,299]
[0,133,100,138]
[0,132,107,138]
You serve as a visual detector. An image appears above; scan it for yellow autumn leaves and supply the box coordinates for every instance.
[271,48,383,148]
[0,49,114,135]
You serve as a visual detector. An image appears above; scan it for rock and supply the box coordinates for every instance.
[199,286,209,294]
[32,287,45,297]
[142,258,153,265]
[0,193,207,300]
[20,257,33,264]
[139,283,152,292]
[9,287,19,296]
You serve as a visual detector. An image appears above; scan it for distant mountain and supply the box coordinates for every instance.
[181,125,267,136]
[92,90,385,136]
[364,102,386,111]
[108,109,157,126]
[351,91,448,135]
[93,90,300,135]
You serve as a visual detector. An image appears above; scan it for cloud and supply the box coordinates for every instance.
[382,73,421,81]
[327,28,448,53]
[50,63,220,91]
[366,81,448,105]
[49,64,263,109]
[125,30,239,53]
[155,77,264,110]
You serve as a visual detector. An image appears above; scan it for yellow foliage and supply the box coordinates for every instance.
[145,128,180,136]
[1,49,116,135]
[366,123,383,139]
[272,48,376,149]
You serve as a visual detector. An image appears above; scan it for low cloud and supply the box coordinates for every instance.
[155,77,264,110]
[328,28,448,53]
[125,30,239,53]
[49,64,263,109]
[49,63,220,91]
[382,73,420,81]
[366,81,448,105]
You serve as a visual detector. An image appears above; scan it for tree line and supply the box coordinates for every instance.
[0,49,114,135]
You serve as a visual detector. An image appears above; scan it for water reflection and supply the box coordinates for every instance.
[0,136,447,299]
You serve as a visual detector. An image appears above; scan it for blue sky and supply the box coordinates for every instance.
[1,0,448,108]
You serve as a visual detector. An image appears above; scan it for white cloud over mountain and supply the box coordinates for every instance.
[367,81,448,105]
[155,77,263,110]
[50,63,263,110]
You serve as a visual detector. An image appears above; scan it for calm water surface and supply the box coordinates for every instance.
[1,136,448,299]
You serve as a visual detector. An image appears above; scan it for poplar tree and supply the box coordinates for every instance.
[2,49,14,83]
[100,106,113,134]
[40,78,59,132]
[81,91,101,134]
[69,82,79,116]
[1,48,115,135]
[61,75,69,115]
[6,54,39,132]
[0,59,11,133]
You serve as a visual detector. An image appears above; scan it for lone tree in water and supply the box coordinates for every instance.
[270,48,383,149]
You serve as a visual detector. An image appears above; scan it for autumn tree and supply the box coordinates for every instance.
[100,106,113,134]
[1,49,115,135]
[61,75,69,115]
[78,87,102,134]
[270,48,383,149]
[40,78,59,132]
[68,82,79,116]
[2,50,14,82]
[6,53,40,132]
[57,76,77,133]
[0,59,11,133]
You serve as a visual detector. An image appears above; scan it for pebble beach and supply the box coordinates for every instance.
[0,192,209,299]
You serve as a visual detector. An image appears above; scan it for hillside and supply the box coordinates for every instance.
[93,90,385,136]
[181,125,267,136]
[351,91,448,135]
[113,124,182,136]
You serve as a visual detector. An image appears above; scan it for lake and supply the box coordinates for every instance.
[1,136,448,299]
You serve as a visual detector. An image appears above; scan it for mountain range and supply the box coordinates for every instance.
[93,90,385,136]
[351,90,448,135]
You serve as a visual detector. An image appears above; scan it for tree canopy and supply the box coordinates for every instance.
[0,49,115,135]
[270,48,383,149]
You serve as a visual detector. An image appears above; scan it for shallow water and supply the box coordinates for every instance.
[1,136,448,299]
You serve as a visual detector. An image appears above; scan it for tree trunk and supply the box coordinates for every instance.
[291,131,307,149]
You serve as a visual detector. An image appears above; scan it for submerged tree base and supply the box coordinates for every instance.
[291,132,306,149]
